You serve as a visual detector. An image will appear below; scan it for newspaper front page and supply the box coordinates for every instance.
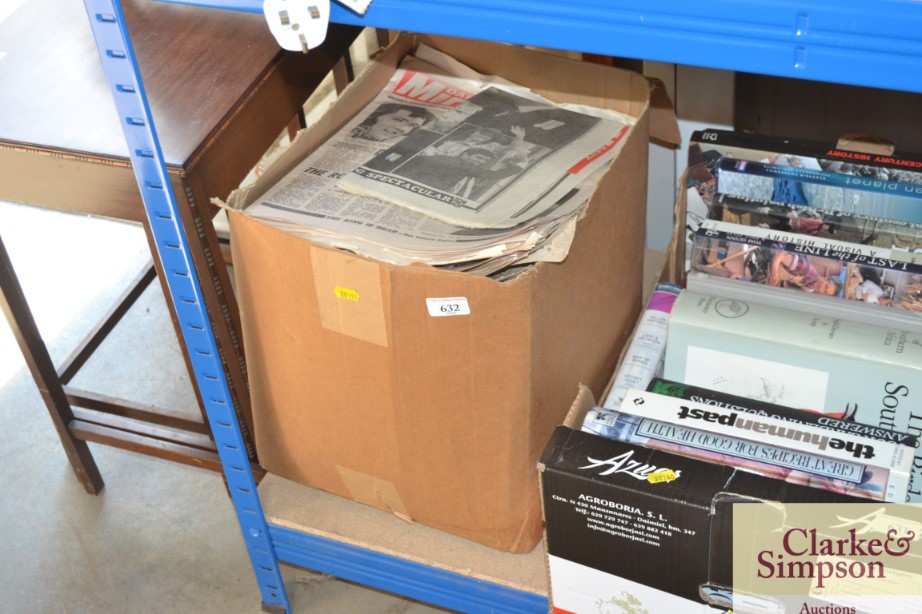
[337,61,633,228]
[241,44,634,269]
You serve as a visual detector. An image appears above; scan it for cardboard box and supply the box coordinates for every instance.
[539,386,868,613]
[223,33,679,553]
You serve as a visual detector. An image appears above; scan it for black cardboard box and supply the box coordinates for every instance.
[538,385,868,613]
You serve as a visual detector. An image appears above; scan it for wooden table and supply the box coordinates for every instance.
[0,0,360,493]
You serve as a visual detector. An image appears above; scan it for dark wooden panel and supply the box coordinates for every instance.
[0,147,143,221]
[70,420,225,472]
[65,388,207,435]
[735,73,922,152]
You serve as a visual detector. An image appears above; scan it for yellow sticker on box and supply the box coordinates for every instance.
[648,469,677,484]
[334,286,360,301]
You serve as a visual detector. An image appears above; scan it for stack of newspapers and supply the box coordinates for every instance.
[681,128,922,330]
[242,44,634,279]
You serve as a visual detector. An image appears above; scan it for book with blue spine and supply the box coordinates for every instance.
[707,192,922,254]
[715,158,922,225]
[689,128,922,186]
[662,289,922,501]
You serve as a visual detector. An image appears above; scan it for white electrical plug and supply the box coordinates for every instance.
[263,0,373,52]
[264,0,331,52]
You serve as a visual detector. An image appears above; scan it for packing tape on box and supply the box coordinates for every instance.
[310,245,389,346]
[337,465,411,520]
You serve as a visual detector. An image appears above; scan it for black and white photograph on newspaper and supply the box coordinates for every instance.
[358,87,603,205]
[339,87,632,229]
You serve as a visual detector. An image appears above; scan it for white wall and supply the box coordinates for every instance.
[644,63,734,251]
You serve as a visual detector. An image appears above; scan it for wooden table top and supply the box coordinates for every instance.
[0,0,288,166]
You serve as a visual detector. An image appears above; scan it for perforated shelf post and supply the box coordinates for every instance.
[82,1,289,611]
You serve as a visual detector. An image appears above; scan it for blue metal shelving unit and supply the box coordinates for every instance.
[83,1,922,612]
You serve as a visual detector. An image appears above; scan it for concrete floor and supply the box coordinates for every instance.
[0,200,451,613]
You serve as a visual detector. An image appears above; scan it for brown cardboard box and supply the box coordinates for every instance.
[222,33,679,553]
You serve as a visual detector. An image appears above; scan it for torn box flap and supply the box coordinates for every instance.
[646,76,682,147]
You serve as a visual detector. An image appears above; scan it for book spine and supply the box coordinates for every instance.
[647,377,917,448]
[697,218,922,272]
[708,193,922,254]
[601,282,682,410]
[581,403,904,502]
[620,388,909,469]
[691,128,922,180]
[616,389,912,502]
[685,270,922,335]
[715,158,922,225]
[690,223,922,317]
[719,158,922,198]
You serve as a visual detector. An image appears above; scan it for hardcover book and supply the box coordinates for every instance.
[662,290,922,501]
[586,388,915,502]
[647,376,917,448]
[715,158,922,225]
[601,281,681,410]
[707,192,922,254]
[688,220,922,319]
[685,272,922,333]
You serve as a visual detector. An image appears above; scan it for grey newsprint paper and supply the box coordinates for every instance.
[239,44,635,269]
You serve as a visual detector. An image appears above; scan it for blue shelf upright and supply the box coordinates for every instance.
[82,1,289,611]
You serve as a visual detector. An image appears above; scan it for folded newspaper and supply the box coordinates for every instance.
[241,44,635,274]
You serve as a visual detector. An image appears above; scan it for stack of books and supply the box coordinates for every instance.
[596,129,922,504]
[685,128,922,327]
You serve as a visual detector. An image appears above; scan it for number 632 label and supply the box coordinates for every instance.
[425,297,471,317]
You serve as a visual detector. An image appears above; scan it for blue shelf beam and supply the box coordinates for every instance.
[268,524,549,613]
[157,0,922,94]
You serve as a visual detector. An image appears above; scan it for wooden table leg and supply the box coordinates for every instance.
[0,235,104,495]
[332,53,354,94]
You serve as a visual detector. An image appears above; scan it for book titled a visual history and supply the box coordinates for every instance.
[687,219,922,322]
[707,192,922,254]
[662,290,922,501]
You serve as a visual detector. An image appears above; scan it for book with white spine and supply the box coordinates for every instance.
[606,388,914,502]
